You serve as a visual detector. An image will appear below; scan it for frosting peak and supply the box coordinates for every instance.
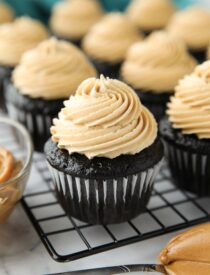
[0,3,14,24]
[168,7,210,50]
[127,0,175,31]
[0,17,49,66]
[13,38,97,100]
[82,13,143,63]
[50,0,103,40]
[51,76,157,159]
[121,31,197,93]
[167,61,210,139]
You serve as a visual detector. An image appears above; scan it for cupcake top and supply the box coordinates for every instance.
[51,76,157,159]
[0,17,49,67]
[13,38,97,100]
[167,61,210,139]
[82,13,143,64]
[168,7,210,51]
[121,31,197,93]
[126,0,175,32]
[0,2,14,24]
[50,0,103,40]
[160,223,210,275]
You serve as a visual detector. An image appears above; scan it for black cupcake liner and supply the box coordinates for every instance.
[47,159,163,224]
[90,58,121,79]
[0,65,13,112]
[4,81,65,152]
[163,138,210,196]
[53,33,82,48]
[135,90,171,121]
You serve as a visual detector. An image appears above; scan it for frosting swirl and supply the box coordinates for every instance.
[121,31,197,93]
[126,0,175,31]
[167,61,210,139]
[0,17,49,66]
[168,7,210,50]
[13,38,97,100]
[0,3,14,24]
[51,76,157,159]
[82,13,143,63]
[50,0,103,40]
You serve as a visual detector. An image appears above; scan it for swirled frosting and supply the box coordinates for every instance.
[0,17,49,66]
[168,7,210,50]
[13,38,97,100]
[126,0,175,31]
[50,0,103,40]
[82,13,143,64]
[0,3,14,24]
[167,61,210,139]
[51,76,157,159]
[121,31,197,93]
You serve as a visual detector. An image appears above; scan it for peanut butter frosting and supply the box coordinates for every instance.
[168,7,210,50]
[0,3,14,24]
[82,13,143,64]
[126,0,175,31]
[13,38,97,100]
[0,17,49,66]
[50,0,103,40]
[51,76,157,159]
[168,61,210,139]
[121,31,197,93]
[160,223,210,275]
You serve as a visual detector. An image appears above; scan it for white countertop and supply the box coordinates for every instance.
[0,162,184,275]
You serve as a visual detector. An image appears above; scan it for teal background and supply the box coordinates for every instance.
[3,0,196,23]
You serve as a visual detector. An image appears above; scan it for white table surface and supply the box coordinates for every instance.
[0,162,186,275]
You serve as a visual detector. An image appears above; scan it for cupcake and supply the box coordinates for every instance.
[50,0,104,47]
[167,7,210,63]
[0,17,49,110]
[45,76,164,225]
[126,0,175,36]
[82,13,143,79]
[5,38,97,152]
[121,31,197,120]
[0,2,14,24]
[159,61,210,196]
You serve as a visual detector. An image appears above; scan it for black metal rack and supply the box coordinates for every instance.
[21,153,210,263]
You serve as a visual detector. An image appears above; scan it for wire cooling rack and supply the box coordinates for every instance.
[20,153,210,263]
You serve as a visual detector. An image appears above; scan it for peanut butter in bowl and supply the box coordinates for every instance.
[0,146,23,223]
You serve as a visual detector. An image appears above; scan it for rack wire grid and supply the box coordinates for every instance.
[19,152,210,263]
[1,117,210,263]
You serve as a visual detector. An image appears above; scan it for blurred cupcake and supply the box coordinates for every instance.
[5,38,97,152]
[168,7,210,63]
[159,61,210,196]
[45,76,163,224]
[0,2,14,24]
[121,31,197,120]
[0,17,49,110]
[82,13,143,78]
[126,0,175,36]
[50,0,104,47]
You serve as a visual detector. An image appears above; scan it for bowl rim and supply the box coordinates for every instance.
[0,116,33,189]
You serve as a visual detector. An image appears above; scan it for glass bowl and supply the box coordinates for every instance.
[0,116,33,223]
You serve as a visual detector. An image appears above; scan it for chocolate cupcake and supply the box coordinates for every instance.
[0,2,14,24]
[45,76,164,224]
[126,0,175,36]
[121,31,197,120]
[159,61,210,196]
[167,7,210,63]
[0,17,49,111]
[5,38,97,152]
[82,13,143,79]
[50,0,104,47]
